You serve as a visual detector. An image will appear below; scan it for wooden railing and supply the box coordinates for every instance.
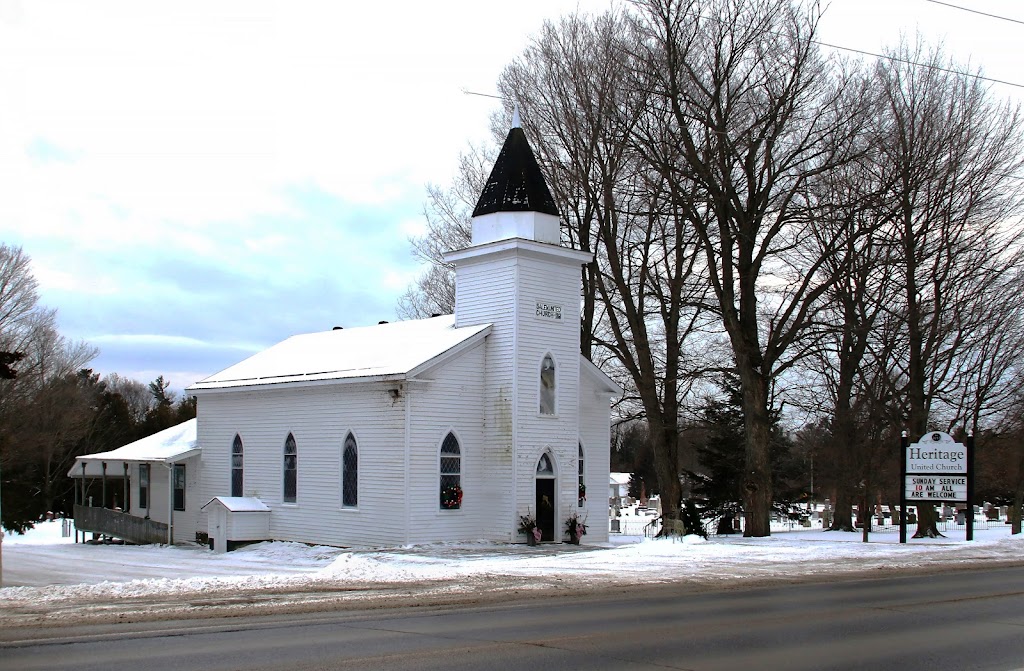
[74,504,169,545]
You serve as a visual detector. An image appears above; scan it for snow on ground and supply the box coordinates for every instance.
[3,516,1022,616]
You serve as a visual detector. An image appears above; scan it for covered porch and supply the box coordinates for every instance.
[69,419,200,545]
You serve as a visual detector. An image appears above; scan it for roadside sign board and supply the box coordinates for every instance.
[900,431,975,543]
[904,475,967,501]
[906,432,967,474]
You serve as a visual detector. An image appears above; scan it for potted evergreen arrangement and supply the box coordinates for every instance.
[565,512,587,544]
[518,510,542,545]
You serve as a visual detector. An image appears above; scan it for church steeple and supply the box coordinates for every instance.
[472,117,558,218]
[469,117,560,245]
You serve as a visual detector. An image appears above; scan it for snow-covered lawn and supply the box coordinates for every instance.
[2,517,1022,626]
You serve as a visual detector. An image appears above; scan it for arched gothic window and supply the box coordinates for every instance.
[231,434,244,498]
[283,433,297,503]
[440,432,462,510]
[540,354,556,415]
[342,433,358,508]
[578,443,586,507]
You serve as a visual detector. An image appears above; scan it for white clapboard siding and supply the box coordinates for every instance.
[513,254,583,535]
[579,373,613,543]
[454,252,521,540]
[406,340,494,544]
[198,383,408,547]
[453,242,601,542]
[135,455,201,543]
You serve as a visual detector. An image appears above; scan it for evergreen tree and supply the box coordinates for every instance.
[688,374,798,534]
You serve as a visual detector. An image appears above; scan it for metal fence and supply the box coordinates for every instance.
[609,514,1000,537]
[609,516,661,536]
[862,518,993,533]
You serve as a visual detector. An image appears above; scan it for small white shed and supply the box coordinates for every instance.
[201,496,271,553]
[610,472,631,503]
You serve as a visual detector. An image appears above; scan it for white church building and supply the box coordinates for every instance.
[72,119,619,549]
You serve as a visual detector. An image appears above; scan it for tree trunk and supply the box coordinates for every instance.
[913,505,943,538]
[829,398,858,532]
[740,371,772,537]
[830,487,856,532]
[648,413,682,531]
[1012,442,1024,535]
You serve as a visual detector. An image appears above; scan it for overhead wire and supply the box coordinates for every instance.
[812,40,1024,90]
[813,0,1024,89]
[922,0,1024,26]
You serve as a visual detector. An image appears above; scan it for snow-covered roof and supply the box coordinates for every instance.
[610,472,631,485]
[581,356,622,395]
[188,314,491,392]
[70,419,199,477]
[201,496,271,513]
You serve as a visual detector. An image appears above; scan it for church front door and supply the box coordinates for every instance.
[535,478,555,542]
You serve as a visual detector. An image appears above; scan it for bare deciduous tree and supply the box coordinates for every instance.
[871,40,1024,537]
[498,10,721,531]
[631,0,867,535]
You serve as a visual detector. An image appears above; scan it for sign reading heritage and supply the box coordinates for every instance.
[904,475,967,501]
[535,301,563,321]
[906,432,967,473]
[900,431,975,543]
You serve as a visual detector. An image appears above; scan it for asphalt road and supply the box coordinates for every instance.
[3,567,1023,671]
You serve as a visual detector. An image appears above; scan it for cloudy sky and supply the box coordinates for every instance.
[1,0,1021,393]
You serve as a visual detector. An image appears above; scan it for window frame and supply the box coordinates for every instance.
[342,432,358,508]
[578,443,586,507]
[283,433,297,504]
[439,431,462,510]
[173,463,186,512]
[231,434,244,498]
[138,463,150,510]
[539,352,557,415]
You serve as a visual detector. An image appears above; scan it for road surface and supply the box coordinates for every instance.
[2,567,1023,670]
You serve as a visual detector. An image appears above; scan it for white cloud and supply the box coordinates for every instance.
[1,0,1020,391]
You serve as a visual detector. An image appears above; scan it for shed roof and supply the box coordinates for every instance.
[70,419,199,477]
[188,314,491,391]
[610,472,632,485]
[201,496,271,513]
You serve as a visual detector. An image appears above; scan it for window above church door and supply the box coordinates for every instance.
[537,452,554,475]
[540,353,556,415]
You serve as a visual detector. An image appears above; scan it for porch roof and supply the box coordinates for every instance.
[69,419,199,477]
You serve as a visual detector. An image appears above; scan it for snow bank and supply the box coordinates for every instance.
[3,521,1022,611]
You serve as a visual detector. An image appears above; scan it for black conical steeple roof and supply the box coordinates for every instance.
[472,126,559,218]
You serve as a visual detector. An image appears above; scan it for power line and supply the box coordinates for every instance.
[923,0,1024,26]
[813,40,1024,90]
[462,89,510,101]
